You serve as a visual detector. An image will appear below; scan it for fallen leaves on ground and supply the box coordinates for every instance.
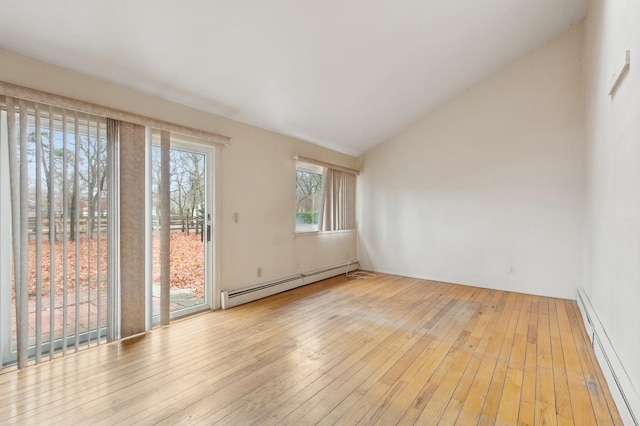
[14,232,205,301]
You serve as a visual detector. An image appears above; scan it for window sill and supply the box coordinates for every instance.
[294,229,355,237]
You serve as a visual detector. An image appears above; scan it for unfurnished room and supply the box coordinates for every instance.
[0,0,639,424]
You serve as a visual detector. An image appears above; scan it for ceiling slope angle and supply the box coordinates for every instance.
[0,0,588,156]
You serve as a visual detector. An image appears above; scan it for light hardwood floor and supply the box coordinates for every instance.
[0,274,622,425]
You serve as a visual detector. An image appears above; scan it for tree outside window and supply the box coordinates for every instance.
[295,162,323,232]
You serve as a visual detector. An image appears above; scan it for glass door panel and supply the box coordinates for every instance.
[151,140,211,321]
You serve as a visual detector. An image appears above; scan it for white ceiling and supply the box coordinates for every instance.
[0,0,587,156]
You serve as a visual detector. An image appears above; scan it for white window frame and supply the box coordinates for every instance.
[295,161,324,233]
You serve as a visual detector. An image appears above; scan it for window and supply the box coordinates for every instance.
[295,159,356,233]
[295,162,323,232]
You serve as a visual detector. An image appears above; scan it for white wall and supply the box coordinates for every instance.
[583,0,640,399]
[0,48,358,303]
[358,24,585,299]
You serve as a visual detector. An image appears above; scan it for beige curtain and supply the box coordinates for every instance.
[319,169,356,231]
[119,122,147,338]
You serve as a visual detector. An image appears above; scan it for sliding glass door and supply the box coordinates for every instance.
[150,137,213,322]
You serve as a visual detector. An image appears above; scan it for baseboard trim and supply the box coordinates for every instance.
[221,261,358,309]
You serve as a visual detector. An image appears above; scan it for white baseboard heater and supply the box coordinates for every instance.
[576,288,640,425]
[221,261,359,309]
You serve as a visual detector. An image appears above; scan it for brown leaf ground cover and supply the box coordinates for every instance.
[19,232,205,300]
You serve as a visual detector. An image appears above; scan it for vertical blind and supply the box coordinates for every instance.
[1,95,115,369]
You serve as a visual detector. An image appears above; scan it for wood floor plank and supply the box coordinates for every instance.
[494,294,531,425]
[265,282,471,426]
[555,298,599,426]
[518,295,538,426]
[360,286,491,425]
[568,302,622,424]
[292,284,459,425]
[410,290,503,425]
[313,285,462,425]
[431,290,505,425]
[535,298,558,426]
[210,278,447,426]
[455,291,519,425]
[0,274,623,425]
[108,278,413,425]
[549,297,574,424]
[142,277,429,425]
[477,292,523,426]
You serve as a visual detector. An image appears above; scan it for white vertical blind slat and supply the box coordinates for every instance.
[48,105,55,361]
[106,118,120,343]
[96,120,102,345]
[34,103,43,363]
[5,98,21,367]
[62,109,69,356]
[18,101,29,368]
[74,112,80,352]
[86,115,92,347]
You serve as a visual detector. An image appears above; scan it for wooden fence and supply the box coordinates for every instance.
[27,215,204,240]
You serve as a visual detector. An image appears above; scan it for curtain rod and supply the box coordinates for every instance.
[294,155,360,175]
[0,80,231,146]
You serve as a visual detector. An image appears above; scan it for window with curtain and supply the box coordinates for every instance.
[295,160,356,233]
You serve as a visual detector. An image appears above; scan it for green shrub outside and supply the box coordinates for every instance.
[296,211,318,224]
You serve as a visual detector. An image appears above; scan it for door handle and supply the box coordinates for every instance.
[207,224,211,242]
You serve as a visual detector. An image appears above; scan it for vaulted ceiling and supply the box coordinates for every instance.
[0,0,587,156]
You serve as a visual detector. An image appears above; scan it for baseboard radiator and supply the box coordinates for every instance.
[576,289,640,425]
[221,261,359,309]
